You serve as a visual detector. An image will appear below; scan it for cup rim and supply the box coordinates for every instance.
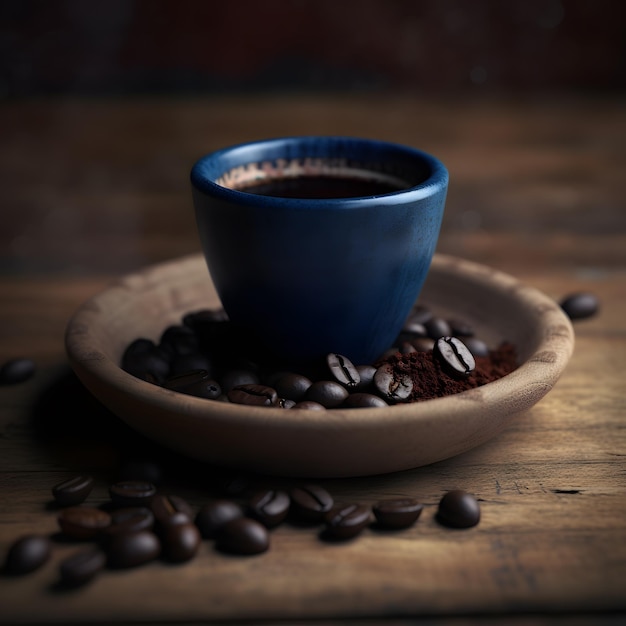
[190,135,449,208]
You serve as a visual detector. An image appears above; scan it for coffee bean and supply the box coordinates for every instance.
[58,506,111,540]
[0,358,35,385]
[398,341,418,354]
[463,337,489,357]
[121,339,170,384]
[219,369,260,393]
[248,488,290,528]
[160,522,201,563]
[447,318,474,337]
[373,363,413,402]
[354,365,377,391]
[159,324,200,357]
[228,383,278,406]
[104,507,155,536]
[107,529,161,568]
[424,316,452,340]
[400,321,428,338]
[272,372,313,401]
[289,484,334,522]
[168,351,214,377]
[4,534,52,575]
[304,380,349,408]
[52,475,94,506]
[109,480,157,507]
[436,490,481,528]
[433,336,476,378]
[372,498,424,529]
[215,517,269,555]
[559,292,599,320]
[278,397,297,409]
[151,494,193,531]
[412,337,436,352]
[342,393,389,408]
[195,499,245,539]
[164,369,221,399]
[326,353,360,388]
[323,503,371,540]
[59,547,106,587]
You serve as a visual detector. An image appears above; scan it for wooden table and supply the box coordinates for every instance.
[1,93,625,625]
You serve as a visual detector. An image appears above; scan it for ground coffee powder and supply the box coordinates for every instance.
[374,342,518,402]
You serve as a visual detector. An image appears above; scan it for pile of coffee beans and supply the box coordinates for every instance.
[2,466,481,587]
[120,303,508,409]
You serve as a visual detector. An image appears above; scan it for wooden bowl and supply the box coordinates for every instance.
[65,253,574,478]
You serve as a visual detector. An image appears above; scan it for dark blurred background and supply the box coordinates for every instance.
[1,0,625,277]
[1,0,625,98]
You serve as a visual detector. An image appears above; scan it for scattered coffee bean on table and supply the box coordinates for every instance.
[4,534,52,575]
[52,475,94,506]
[322,503,372,540]
[559,292,600,320]
[372,498,424,529]
[59,547,107,587]
[436,490,481,529]
[215,517,270,555]
[0,357,36,385]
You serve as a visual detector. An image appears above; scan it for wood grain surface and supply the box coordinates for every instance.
[1,94,625,625]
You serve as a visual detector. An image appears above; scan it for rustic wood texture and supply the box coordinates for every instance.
[1,94,625,625]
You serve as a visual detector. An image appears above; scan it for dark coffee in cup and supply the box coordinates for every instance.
[234,175,406,199]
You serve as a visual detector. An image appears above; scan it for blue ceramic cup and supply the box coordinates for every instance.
[190,136,448,367]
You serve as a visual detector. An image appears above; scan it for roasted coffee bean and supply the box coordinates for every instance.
[400,320,428,341]
[372,498,424,529]
[559,292,599,320]
[323,503,371,540]
[342,393,389,408]
[326,353,360,388]
[109,480,157,507]
[433,337,476,378]
[59,547,106,587]
[4,534,52,575]
[398,341,418,354]
[104,507,155,536]
[215,517,269,555]
[373,363,413,402]
[448,318,474,337]
[52,475,94,506]
[436,489,481,528]
[151,494,193,530]
[168,352,214,378]
[219,369,260,393]
[164,369,221,399]
[304,380,349,408]
[412,337,436,352]
[159,324,200,357]
[272,372,313,401]
[463,337,489,357]
[195,499,245,539]
[289,484,334,522]
[424,316,452,339]
[107,529,161,568]
[0,357,35,385]
[160,522,201,563]
[58,506,111,540]
[354,365,377,391]
[278,397,297,409]
[292,400,326,411]
[121,339,170,384]
[248,489,290,528]
[228,383,278,406]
